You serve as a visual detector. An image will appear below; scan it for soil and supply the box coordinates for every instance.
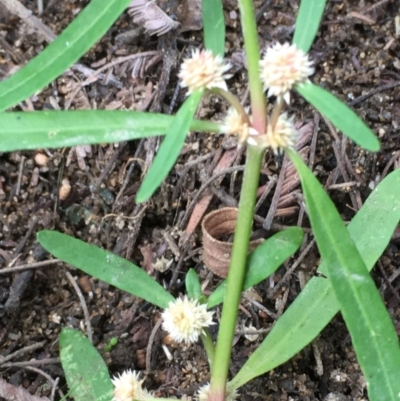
[0,0,400,400]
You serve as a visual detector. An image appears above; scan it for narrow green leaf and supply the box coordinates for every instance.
[288,151,400,401]
[296,83,380,152]
[37,231,175,309]
[231,167,400,390]
[0,110,220,152]
[292,0,327,52]
[0,0,132,112]
[60,328,113,401]
[185,269,202,300]
[202,0,225,56]
[136,90,203,202]
[207,227,303,309]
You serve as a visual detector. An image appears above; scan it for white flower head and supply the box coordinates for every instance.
[197,383,238,401]
[178,49,232,95]
[111,370,152,401]
[260,42,314,103]
[266,113,298,153]
[247,113,297,153]
[221,107,257,143]
[162,296,214,344]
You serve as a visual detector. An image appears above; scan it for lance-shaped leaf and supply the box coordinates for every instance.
[186,268,203,300]
[207,227,303,309]
[293,0,327,52]
[136,89,203,202]
[37,230,175,309]
[0,0,132,112]
[203,0,225,56]
[296,82,380,152]
[0,110,220,152]
[288,150,400,401]
[231,167,400,390]
[60,328,113,401]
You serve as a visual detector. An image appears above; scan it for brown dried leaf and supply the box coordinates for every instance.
[128,0,180,36]
[202,207,263,278]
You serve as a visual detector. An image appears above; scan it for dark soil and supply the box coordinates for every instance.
[0,0,400,400]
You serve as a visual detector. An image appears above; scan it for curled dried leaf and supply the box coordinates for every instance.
[202,207,263,278]
[127,0,180,36]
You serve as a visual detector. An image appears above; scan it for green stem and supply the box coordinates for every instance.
[201,328,216,373]
[207,144,264,401]
[238,0,267,133]
[212,88,250,125]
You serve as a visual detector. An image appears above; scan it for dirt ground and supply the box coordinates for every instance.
[0,0,399,400]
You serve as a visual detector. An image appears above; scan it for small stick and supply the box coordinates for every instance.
[268,239,316,299]
[23,366,65,401]
[0,259,62,275]
[65,271,93,344]
[1,358,60,368]
[146,318,163,373]
[0,341,46,366]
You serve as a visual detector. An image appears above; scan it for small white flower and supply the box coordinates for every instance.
[178,49,232,95]
[162,296,214,344]
[197,383,238,401]
[111,370,151,401]
[247,113,297,153]
[221,107,254,143]
[260,42,314,103]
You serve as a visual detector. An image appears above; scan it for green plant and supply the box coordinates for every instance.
[1,0,399,401]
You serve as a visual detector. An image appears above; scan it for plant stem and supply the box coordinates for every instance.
[207,144,264,401]
[201,329,216,373]
[212,88,250,125]
[238,0,267,133]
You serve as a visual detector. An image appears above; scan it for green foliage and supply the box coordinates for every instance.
[60,328,113,401]
[296,83,380,152]
[207,227,303,308]
[0,0,132,112]
[231,167,400,390]
[202,0,226,56]
[288,151,400,401]
[37,231,175,309]
[292,0,327,52]
[104,337,118,353]
[185,269,203,301]
[0,110,220,152]
[136,90,203,202]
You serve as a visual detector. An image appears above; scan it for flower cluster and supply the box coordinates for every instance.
[112,370,152,401]
[178,49,232,95]
[259,42,314,103]
[197,383,238,401]
[162,296,214,344]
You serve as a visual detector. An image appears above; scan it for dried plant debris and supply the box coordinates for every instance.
[127,0,180,36]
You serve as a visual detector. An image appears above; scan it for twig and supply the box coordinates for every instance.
[1,358,60,368]
[1,0,56,42]
[348,81,400,107]
[268,239,316,299]
[242,292,277,319]
[65,271,93,344]
[381,150,400,180]
[0,341,46,366]
[0,259,62,275]
[22,366,65,401]
[146,318,163,373]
